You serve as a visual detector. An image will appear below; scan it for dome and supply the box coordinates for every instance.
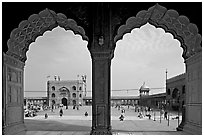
[139,82,150,92]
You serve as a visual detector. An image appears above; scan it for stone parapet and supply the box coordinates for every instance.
[167,73,186,84]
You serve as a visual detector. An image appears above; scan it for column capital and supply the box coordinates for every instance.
[3,53,25,70]
[185,51,202,65]
[90,50,114,60]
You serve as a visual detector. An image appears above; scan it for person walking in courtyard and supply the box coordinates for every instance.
[119,108,125,121]
[59,108,63,117]
[161,109,165,118]
[164,111,168,120]
[45,113,48,119]
[144,107,147,115]
[138,112,143,118]
[51,105,54,112]
[121,108,125,114]
[85,111,88,117]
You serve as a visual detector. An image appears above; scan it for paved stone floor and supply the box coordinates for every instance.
[22,106,188,135]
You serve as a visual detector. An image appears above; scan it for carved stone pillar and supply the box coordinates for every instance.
[3,53,26,134]
[90,51,112,135]
[183,52,202,134]
[88,3,114,134]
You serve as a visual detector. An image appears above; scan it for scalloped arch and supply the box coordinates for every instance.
[114,4,202,60]
[6,8,89,62]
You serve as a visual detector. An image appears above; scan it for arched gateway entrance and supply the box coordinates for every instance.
[3,3,201,135]
[62,98,68,106]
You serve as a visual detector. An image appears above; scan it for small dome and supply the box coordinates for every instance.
[139,82,150,92]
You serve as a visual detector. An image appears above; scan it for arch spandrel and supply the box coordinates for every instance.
[114,4,202,60]
[6,8,89,62]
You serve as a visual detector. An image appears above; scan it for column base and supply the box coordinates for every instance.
[183,121,202,135]
[176,119,185,131]
[176,124,184,131]
[90,127,112,135]
[176,108,185,131]
[4,122,26,135]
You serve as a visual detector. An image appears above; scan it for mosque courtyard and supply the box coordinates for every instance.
[22,105,188,135]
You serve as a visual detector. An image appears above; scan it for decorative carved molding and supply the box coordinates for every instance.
[7,85,22,105]
[7,67,23,84]
[6,9,89,62]
[7,85,12,103]
[91,51,114,60]
[185,52,202,66]
[96,105,105,126]
[94,61,106,103]
[4,53,25,70]
[114,4,202,60]
[90,127,112,135]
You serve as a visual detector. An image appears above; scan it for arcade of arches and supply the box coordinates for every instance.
[3,3,202,135]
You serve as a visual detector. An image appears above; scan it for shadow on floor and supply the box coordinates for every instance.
[25,119,91,131]
[112,130,189,135]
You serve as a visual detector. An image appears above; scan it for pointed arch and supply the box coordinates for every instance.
[59,86,69,91]
[114,4,202,60]
[6,8,89,62]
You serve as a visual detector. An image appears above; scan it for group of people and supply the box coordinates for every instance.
[44,105,169,121]
[45,107,89,119]
[119,109,125,121]
[45,107,64,119]
[134,106,152,119]
[161,109,168,120]
[118,105,169,121]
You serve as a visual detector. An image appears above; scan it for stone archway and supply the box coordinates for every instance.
[172,88,179,110]
[6,8,89,62]
[114,4,201,59]
[172,88,179,98]
[72,100,76,105]
[3,3,201,135]
[52,100,56,105]
[3,8,89,135]
[113,4,202,134]
[62,98,68,106]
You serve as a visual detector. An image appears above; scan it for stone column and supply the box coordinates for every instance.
[3,53,26,134]
[177,106,186,131]
[183,52,202,134]
[88,3,115,134]
[90,51,112,135]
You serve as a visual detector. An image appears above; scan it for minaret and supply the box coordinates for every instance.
[46,75,51,106]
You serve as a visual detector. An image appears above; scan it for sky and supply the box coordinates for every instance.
[24,23,185,97]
